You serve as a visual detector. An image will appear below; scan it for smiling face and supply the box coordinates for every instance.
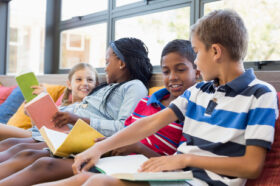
[68,67,96,102]
[161,52,197,100]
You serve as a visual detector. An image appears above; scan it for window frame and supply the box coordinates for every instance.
[0,0,279,75]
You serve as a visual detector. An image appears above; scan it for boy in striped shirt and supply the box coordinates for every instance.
[71,9,278,186]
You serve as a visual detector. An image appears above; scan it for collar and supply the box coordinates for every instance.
[226,68,255,93]
[147,88,169,109]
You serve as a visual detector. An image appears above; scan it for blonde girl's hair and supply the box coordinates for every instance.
[61,63,99,106]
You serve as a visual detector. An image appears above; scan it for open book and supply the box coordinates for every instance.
[16,72,39,102]
[40,119,104,157]
[94,155,193,181]
[25,92,69,132]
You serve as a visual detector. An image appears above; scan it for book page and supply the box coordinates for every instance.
[95,155,148,175]
[114,171,193,181]
[43,127,67,150]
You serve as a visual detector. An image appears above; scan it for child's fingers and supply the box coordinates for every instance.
[140,158,162,172]
[81,158,96,172]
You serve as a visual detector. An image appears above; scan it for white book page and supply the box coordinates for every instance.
[95,155,148,175]
[43,127,67,150]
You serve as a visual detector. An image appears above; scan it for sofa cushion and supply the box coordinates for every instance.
[0,86,24,123]
[149,86,165,96]
[7,84,66,129]
[0,85,17,105]
[245,92,280,185]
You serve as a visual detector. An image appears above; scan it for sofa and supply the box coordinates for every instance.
[0,71,279,185]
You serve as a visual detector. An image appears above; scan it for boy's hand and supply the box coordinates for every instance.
[111,142,141,156]
[31,84,46,95]
[72,145,103,174]
[139,154,188,172]
[52,111,79,127]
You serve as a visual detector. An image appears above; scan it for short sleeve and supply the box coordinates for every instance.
[245,90,278,150]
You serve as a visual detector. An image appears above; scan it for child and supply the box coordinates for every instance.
[68,9,277,186]
[0,63,98,143]
[0,62,98,173]
[34,39,199,186]
[112,39,198,157]
[0,37,153,185]
[0,63,98,153]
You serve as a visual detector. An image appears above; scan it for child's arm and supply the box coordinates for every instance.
[0,124,32,141]
[111,142,161,158]
[72,108,178,174]
[140,145,266,179]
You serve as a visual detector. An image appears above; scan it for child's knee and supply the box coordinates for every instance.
[74,172,93,183]
[13,149,46,160]
[29,157,58,172]
[85,174,121,186]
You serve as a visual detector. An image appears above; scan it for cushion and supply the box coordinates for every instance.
[148,86,165,96]
[0,86,24,123]
[245,92,280,185]
[7,84,66,129]
[0,86,17,105]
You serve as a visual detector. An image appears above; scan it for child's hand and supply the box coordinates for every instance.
[111,142,141,156]
[52,111,79,128]
[139,154,188,172]
[72,145,103,174]
[31,84,46,95]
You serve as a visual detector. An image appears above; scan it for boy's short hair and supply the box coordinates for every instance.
[191,9,248,61]
[160,39,196,68]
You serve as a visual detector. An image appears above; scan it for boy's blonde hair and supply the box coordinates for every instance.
[191,9,248,61]
[62,63,99,106]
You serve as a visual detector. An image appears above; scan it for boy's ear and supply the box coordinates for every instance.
[66,80,72,90]
[211,44,222,61]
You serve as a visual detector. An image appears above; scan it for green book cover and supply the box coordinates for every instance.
[16,72,39,102]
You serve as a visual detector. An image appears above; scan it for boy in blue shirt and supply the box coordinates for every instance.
[48,9,278,186]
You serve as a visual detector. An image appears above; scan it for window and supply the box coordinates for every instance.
[61,0,107,21]
[115,7,190,66]
[8,0,46,74]
[60,23,107,69]
[204,0,280,62]
[116,0,143,7]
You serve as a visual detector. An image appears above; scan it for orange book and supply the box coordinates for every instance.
[25,92,69,132]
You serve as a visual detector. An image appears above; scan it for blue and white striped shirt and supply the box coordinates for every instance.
[169,68,278,186]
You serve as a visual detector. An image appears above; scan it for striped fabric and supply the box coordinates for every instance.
[169,69,279,186]
[125,88,185,155]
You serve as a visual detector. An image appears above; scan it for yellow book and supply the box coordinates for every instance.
[39,119,104,157]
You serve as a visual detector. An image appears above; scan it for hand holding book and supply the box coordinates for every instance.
[52,111,80,127]
[91,155,193,181]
